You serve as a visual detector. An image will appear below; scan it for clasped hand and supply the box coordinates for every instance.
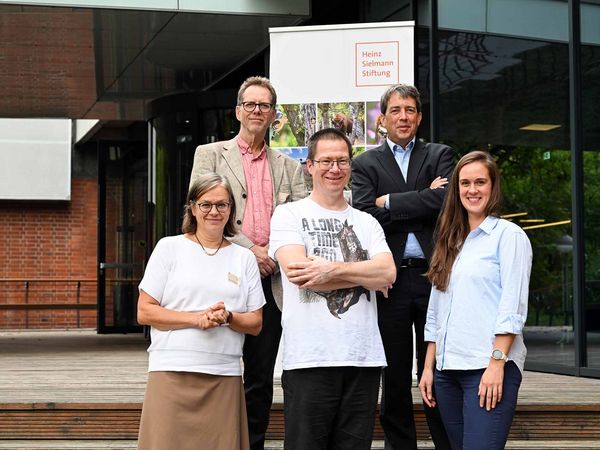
[197,301,230,330]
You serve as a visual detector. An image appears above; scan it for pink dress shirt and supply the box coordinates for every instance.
[237,136,274,247]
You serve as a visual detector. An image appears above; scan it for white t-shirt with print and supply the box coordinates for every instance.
[269,197,390,371]
[139,235,265,376]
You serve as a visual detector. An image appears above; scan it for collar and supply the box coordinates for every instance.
[237,135,267,159]
[387,136,416,154]
[477,215,499,235]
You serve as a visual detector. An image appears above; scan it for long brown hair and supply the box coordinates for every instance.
[426,151,502,291]
[182,173,237,237]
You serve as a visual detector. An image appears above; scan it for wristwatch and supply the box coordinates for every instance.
[491,349,508,362]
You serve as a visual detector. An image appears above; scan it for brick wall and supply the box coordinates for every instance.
[0,8,97,118]
[0,178,98,329]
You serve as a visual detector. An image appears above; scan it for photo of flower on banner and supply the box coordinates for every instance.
[316,102,365,149]
[366,101,387,147]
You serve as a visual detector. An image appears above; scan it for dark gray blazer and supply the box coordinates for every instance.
[351,140,454,268]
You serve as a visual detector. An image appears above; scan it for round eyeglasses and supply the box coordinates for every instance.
[195,202,231,213]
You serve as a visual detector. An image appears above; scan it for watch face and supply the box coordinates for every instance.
[492,349,504,360]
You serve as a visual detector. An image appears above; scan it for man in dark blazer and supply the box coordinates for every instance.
[352,84,454,450]
[190,76,307,450]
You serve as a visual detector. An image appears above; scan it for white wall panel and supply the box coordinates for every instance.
[0,119,71,201]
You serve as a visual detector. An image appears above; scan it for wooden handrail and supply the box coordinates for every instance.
[0,279,97,283]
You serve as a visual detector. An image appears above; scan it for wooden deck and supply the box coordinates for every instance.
[2,329,600,406]
[1,330,600,446]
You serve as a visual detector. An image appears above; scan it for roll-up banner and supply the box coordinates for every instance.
[269,21,414,163]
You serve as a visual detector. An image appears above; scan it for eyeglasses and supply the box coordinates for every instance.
[311,159,352,169]
[239,102,274,113]
[195,201,231,213]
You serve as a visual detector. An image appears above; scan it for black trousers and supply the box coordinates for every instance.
[242,276,282,450]
[282,366,381,450]
[377,266,451,450]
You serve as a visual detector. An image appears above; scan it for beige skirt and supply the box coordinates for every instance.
[137,371,250,450]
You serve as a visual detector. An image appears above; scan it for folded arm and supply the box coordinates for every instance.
[275,245,395,295]
[352,146,454,227]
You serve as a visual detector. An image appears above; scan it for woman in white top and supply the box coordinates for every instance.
[419,151,532,450]
[136,173,265,450]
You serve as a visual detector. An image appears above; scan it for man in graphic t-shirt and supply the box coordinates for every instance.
[269,128,396,450]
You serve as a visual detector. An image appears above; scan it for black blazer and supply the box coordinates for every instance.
[351,140,454,268]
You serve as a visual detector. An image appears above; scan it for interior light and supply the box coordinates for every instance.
[521,219,571,231]
[519,219,545,223]
[501,212,528,219]
[519,124,561,131]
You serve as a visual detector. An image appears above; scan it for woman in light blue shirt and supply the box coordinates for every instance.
[419,151,532,450]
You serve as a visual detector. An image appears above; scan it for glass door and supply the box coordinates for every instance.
[97,141,147,333]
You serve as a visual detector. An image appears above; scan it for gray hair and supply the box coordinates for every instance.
[380,84,422,114]
[237,76,277,106]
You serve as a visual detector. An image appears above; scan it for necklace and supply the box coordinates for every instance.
[194,232,225,256]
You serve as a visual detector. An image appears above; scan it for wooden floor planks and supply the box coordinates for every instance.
[2,330,599,407]
[1,330,600,447]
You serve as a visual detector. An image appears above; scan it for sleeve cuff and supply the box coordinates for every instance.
[424,331,437,342]
[495,313,525,335]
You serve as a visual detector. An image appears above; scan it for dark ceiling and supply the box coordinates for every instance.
[0,5,306,120]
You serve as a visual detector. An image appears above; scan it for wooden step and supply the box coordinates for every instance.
[1,441,600,450]
[2,331,600,445]
[0,442,137,449]
[1,402,599,441]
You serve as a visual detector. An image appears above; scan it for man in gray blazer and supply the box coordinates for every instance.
[189,76,307,450]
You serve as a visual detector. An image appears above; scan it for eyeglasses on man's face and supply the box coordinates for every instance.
[195,201,231,213]
[239,102,274,113]
[311,159,352,170]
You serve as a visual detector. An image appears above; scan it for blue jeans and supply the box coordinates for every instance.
[434,361,522,450]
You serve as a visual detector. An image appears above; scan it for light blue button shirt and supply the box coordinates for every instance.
[384,137,425,259]
[424,216,532,373]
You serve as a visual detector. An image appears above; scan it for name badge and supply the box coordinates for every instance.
[228,272,240,285]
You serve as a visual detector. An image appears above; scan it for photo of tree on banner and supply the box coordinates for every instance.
[316,102,366,146]
[270,103,317,148]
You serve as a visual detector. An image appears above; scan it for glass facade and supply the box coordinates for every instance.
[417,0,600,377]
[149,92,238,244]
[582,6,600,370]
[83,0,599,375]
